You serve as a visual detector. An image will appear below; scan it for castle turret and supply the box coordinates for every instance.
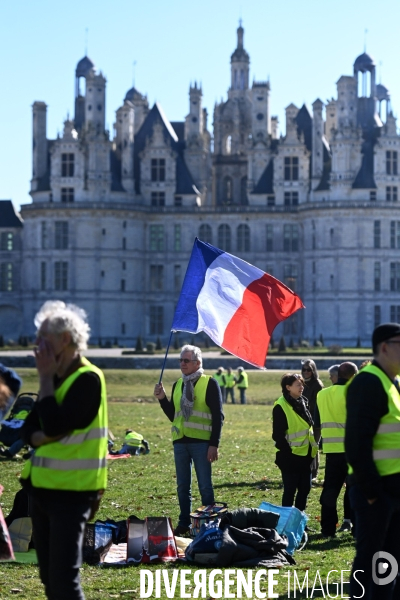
[115,100,135,192]
[312,98,324,183]
[85,71,107,135]
[31,101,48,192]
[74,56,95,132]
[124,87,149,134]
[251,81,271,140]
[185,82,203,139]
[229,22,250,97]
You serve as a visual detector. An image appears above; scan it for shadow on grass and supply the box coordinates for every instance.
[213,479,284,490]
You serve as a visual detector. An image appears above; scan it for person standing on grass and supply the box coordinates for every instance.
[225,367,236,404]
[154,344,224,536]
[20,300,108,600]
[236,366,248,404]
[314,361,358,537]
[214,366,226,404]
[272,373,318,511]
[301,358,323,479]
[346,323,400,599]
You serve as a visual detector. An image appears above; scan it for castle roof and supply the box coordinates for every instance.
[0,201,23,227]
[354,52,375,73]
[76,56,95,78]
[253,159,274,194]
[124,86,146,103]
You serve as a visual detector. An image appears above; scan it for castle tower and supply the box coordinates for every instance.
[31,101,48,191]
[251,81,271,140]
[115,100,135,192]
[74,56,95,133]
[229,22,250,97]
[185,82,203,139]
[312,98,324,184]
[85,71,107,135]
[124,87,149,134]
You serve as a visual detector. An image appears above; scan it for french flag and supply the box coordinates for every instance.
[172,238,305,368]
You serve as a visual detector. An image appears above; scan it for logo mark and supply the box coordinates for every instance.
[372,551,399,586]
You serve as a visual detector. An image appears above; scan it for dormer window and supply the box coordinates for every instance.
[61,153,74,177]
[225,136,232,155]
[151,159,165,182]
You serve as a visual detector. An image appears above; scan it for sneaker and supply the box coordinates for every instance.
[0,448,12,458]
[338,520,352,532]
[173,525,191,537]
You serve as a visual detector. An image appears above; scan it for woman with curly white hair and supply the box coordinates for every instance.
[21,300,108,600]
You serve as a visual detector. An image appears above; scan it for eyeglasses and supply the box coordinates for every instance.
[302,368,312,372]
[179,358,195,364]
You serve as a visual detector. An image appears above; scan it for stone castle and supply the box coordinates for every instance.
[0,24,399,347]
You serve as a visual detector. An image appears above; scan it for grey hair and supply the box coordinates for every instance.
[328,364,340,375]
[180,344,202,366]
[34,300,90,353]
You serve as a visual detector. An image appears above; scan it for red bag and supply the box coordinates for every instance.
[127,516,178,563]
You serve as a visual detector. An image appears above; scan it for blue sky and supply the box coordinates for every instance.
[1,0,400,210]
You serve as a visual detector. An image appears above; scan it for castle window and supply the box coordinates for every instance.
[370,191,377,201]
[199,224,212,244]
[283,224,299,252]
[61,188,74,203]
[174,196,182,207]
[391,306,400,322]
[374,262,381,291]
[237,224,250,252]
[266,264,274,277]
[283,264,298,292]
[267,195,275,206]
[41,222,47,249]
[122,237,126,250]
[390,262,400,291]
[174,265,181,292]
[149,225,164,252]
[218,224,231,252]
[120,279,126,292]
[374,305,381,328]
[0,263,13,292]
[386,186,398,201]
[54,261,68,291]
[150,306,164,335]
[151,192,165,207]
[40,262,46,291]
[391,222,400,249]
[283,312,298,335]
[266,224,273,251]
[374,221,381,249]
[121,323,126,335]
[284,156,299,181]
[174,225,181,251]
[151,158,165,182]
[284,192,299,207]
[55,222,69,250]
[386,151,398,175]
[0,232,13,251]
[150,265,164,292]
[240,177,247,205]
[223,177,233,202]
[61,153,74,177]
[225,136,232,155]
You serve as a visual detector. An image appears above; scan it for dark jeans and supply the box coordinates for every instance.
[31,493,92,600]
[280,469,312,512]
[320,452,351,535]
[238,388,247,404]
[174,442,215,527]
[350,483,400,600]
[226,388,235,403]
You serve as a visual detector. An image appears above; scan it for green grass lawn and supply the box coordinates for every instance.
[0,370,355,599]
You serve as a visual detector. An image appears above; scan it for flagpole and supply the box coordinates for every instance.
[159,330,174,384]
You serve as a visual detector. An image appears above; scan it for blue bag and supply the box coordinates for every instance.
[185,521,223,561]
[258,501,308,555]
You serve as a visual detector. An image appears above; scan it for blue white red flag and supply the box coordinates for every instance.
[171,238,305,368]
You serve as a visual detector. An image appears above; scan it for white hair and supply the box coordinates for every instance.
[180,344,202,366]
[34,300,90,353]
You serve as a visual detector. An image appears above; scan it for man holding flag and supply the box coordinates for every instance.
[154,345,223,537]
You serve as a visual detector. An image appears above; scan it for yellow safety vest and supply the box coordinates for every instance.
[359,364,400,477]
[274,395,318,458]
[171,375,212,442]
[225,374,236,388]
[124,431,144,447]
[21,358,108,491]
[237,372,248,389]
[317,385,347,453]
[214,373,225,387]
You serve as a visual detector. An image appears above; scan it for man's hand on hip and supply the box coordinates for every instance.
[207,446,218,463]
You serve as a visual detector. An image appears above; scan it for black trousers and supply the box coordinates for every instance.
[320,452,351,536]
[31,493,92,600]
[281,469,312,512]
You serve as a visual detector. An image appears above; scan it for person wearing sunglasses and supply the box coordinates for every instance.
[154,344,224,536]
[346,323,400,599]
[301,359,324,480]
[272,373,318,511]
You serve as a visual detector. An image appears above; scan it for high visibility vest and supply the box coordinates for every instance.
[21,358,108,491]
[124,431,144,447]
[358,364,400,477]
[171,375,212,442]
[13,410,29,421]
[225,374,236,388]
[237,372,248,389]
[317,385,347,453]
[274,396,318,458]
[214,373,225,387]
